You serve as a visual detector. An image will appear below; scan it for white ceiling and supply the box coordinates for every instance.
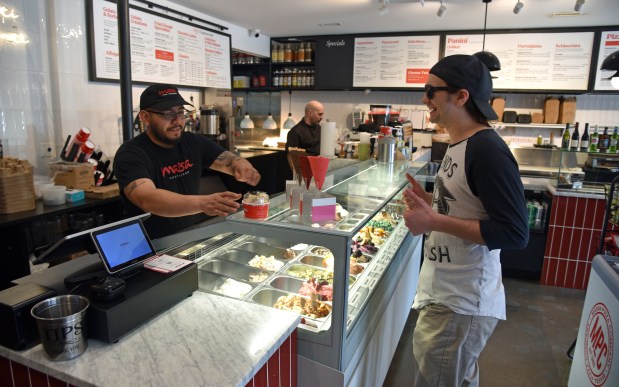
[169,0,619,38]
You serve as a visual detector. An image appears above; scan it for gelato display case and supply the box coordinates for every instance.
[152,160,428,385]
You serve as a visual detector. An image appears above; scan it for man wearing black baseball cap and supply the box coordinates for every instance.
[114,84,260,239]
[401,55,528,386]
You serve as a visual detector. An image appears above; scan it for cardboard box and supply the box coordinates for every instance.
[50,162,94,190]
[65,189,85,203]
[0,158,35,214]
[544,97,560,124]
[85,183,119,199]
[491,96,505,122]
[559,97,577,124]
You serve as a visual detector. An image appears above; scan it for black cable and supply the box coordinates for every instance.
[132,0,228,31]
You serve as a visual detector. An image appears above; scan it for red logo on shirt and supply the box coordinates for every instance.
[161,160,194,177]
[584,302,614,386]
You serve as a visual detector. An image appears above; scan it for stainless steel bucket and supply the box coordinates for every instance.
[200,109,220,135]
[31,295,89,361]
[377,137,396,163]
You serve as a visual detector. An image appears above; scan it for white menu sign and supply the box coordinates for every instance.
[91,0,231,88]
[445,32,594,91]
[353,35,440,88]
[594,31,619,91]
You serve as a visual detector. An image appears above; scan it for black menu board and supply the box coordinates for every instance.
[444,31,595,92]
[315,37,354,90]
[88,0,231,88]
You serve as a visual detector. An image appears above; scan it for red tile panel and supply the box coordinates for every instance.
[557,227,573,259]
[291,330,298,387]
[48,375,68,387]
[253,362,268,387]
[267,347,280,387]
[556,259,569,288]
[279,335,292,387]
[571,228,584,260]
[573,261,590,291]
[29,368,49,387]
[565,260,578,289]
[10,361,29,387]
[0,355,12,387]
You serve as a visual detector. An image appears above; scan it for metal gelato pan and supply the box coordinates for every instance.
[199,259,270,284]
[269,276,305,293]
[300,255,326,268]
[251,289,332,320]
[219,249,256,265]
[198,270,254,299]
[236,241,289,259]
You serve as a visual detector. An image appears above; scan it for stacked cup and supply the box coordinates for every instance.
[358,133,371,161]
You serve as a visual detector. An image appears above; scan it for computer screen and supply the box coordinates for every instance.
[90,219,156,275]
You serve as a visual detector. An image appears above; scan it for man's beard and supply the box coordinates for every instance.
[151,126,181,145]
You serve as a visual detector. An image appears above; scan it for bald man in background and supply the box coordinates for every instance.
[285,100,324,156]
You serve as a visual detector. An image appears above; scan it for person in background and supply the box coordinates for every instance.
[114,84,260,239]
[402,55,528,387]
[285,100,324,155]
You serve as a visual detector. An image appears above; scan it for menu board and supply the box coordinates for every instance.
[353,35,440,88]
[593,30,619,91]
[89,0,231,88]
[444,32,594,91]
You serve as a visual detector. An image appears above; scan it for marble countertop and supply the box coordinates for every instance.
[0,291,300,387]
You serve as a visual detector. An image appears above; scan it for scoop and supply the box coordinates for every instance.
[307,156,330,190]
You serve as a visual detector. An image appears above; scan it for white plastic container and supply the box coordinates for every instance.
[41,185,67,206]
[34,182,55,200]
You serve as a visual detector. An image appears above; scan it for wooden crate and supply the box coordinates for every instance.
[85,183,119,199]
[0,158,35,214]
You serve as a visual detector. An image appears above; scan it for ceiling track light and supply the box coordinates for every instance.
[574,0,585,12]
[437,0,447,17]
[473,0,501,72]
[513,1,523,14]
[419,0,424,6]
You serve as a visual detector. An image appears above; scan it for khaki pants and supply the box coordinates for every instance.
[412,304,499,387]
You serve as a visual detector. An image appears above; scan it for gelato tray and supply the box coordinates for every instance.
[252,289,332,320]
[198,270,254,299]
[200,259,271,284]
[236,241,294,259]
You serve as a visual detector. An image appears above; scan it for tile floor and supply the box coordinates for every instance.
[383,277,586,387]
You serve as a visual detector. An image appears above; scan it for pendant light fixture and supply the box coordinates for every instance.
[473,0,501,72]
[239,91,254,129]
[283,90,296,129]
[262,92,277,129]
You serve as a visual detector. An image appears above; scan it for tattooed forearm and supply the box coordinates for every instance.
[216,151,242,168]
[125,180,147,197]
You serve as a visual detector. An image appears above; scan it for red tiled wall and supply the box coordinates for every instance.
[1,329,297,387]
[541,195,614,289]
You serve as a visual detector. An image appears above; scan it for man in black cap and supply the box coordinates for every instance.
[402,55,528,386]
[114,84,260,239]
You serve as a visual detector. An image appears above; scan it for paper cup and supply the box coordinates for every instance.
[243,202,270,219]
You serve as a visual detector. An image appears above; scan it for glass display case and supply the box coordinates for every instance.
[152,160,429,381]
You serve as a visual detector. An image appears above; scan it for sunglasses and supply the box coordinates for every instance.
[145,109,191,121]
[424,84,458,100]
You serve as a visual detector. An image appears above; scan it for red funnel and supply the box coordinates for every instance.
[308,156,330,190]
[299,155,313,190]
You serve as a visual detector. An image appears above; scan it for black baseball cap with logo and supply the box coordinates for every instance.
[139,84,194,111]
[429,55,498,121]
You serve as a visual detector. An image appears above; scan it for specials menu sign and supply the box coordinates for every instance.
[89,0,231,89]
[594,30,619,91]
[353,35,441,88]
[444,31,595,91]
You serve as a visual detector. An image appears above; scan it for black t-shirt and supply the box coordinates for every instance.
[114,131,225,239]
[285,119,321,155]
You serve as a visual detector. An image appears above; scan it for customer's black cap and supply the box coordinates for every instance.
[429,55,498,121]
[139,84,194,111]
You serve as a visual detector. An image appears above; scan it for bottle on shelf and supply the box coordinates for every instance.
[305,42,313,62]
[536,133,543,146]
[610,127,619,154]
[561,123,571,149]
[298,42,305,62]
[599,127,611,153]
[580,123,589,151]
[284,43,292,63]
[589,125,599,152]
[271,45,278,63]
[277,44,285,63]
[570,122,580,151]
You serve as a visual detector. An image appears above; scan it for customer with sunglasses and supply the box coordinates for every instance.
[402,55,528,387]
[114,84,260,239]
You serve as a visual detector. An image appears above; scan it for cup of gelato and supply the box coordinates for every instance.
[242,191,270,220]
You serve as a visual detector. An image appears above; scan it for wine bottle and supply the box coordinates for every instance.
[609,127,619,153]
[570,122,580,151]
[589,125,600,152]
[561,123,571,149]
[580,123,589,151]
[599,126,610,153]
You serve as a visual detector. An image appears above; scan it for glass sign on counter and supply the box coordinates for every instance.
[445,31,595,91]
[89,0,231,89]
[353,35,440,88]
[594,30,619,92]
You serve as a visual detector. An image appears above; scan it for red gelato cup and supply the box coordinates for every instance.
[242,191,270,220]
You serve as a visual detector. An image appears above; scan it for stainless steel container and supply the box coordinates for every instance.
[200,108,220,135]
[377,137,396,163]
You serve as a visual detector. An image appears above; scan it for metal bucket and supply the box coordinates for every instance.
[31,295,89,361]
[377,137,396,163]
[200,109,220,135]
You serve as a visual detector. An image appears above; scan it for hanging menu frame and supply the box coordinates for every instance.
[593,30,619,93]
[86,0,231,89]
[443,28,596,93]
